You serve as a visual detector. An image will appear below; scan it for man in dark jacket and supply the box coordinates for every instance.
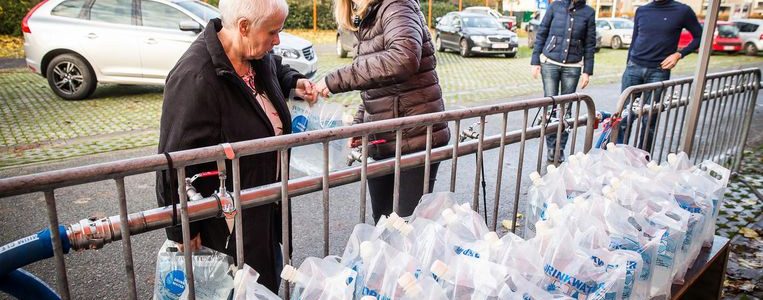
[619,0,702,150]
[156,0,316,292]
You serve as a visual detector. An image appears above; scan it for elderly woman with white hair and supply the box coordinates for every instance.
[155,0,316,291]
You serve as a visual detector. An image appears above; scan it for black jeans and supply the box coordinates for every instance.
[368,163,440,223]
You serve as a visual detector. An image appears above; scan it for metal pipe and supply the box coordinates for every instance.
[115,178,137,300]
[681,0,722,156]
[176,168,196,300]
[512,110,529,233]
[423,125,433,195]
[472,116,486,212]
[450,120,461,192]
[393,129,403,214]
[232,158,244,269]
[45,191,70,300]
[360,136,369,223]
[322,142,330,256]
[492,112,508,231]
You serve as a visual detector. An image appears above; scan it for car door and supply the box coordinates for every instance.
[446,16,463,47]
[137,0,200,81]
[80,0,143,80]
[596,20,612,46]
[436,14,454,47]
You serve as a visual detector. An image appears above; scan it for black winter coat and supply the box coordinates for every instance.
[531,0,596,75]
[155,18,304,292]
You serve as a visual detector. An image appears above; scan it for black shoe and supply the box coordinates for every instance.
[547,149,566,163]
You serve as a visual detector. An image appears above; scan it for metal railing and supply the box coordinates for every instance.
[0,93,596,299]
[609,68,760,173]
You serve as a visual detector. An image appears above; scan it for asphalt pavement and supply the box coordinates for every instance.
[1,74,762,299]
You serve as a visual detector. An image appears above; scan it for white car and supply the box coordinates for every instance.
[22,0,317,100]
[462,6,516,30]
[595,18,634,49]
[733,19,763,56]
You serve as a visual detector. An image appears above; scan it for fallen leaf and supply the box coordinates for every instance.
[739,281,756,291]
[739,227,760,239]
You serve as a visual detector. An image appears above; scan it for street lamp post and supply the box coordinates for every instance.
[313,0,318,32]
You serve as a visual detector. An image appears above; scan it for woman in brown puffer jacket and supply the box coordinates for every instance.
[316,0,450,222]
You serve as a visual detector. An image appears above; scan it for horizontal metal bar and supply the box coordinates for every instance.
[0,94,592,198]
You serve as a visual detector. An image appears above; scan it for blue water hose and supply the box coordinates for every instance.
[0,225,70,276]
[0,268,60,300]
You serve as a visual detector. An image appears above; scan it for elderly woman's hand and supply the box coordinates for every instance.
[315,77,331,98]
[295,78,318,104]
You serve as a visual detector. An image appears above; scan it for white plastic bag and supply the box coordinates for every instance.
[397,272,448,300]
[280,257,356,300]
[232,264,280,300]
[153,240,234,300]
[354,239,422,300]
[289,99,350,176]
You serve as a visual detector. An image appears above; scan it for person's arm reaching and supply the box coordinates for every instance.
[324,1,423,94]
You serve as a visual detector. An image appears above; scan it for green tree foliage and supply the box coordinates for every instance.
[0,0,34,36]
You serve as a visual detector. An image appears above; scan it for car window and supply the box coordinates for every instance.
[439,14,452,26]
[717,24,740,38]
[175,0,220,24]
[611,20,633,29]
[141,0,195,29]
[462,16,502,28]
[51,0,87,18]
[595,20,607,29]
[89,0,132,25]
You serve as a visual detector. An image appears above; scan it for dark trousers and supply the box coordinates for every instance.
[540,62,581,152]
[618,62,671,151]
[368,163,440,223]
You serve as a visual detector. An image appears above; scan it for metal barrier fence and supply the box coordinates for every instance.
[0,93,596,299]
[609,68,760,173]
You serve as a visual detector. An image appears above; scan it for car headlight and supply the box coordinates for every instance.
[510,36,518,43]
[470,36,487,43]
[273,47,300,59]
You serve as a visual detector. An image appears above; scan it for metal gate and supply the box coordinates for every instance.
[609,68,760,173]
[0,93,596,299]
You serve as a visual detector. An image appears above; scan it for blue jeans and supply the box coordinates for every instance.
[540,63,581,153]
[618,62,671,150]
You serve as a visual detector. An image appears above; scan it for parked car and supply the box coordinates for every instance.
[23,0,317,100]
[462,6,516,30]
[595,29,602,52]
[595,18,633,49]
[435,12,519,58]
[678,21,742,54]
[733,19,763,55]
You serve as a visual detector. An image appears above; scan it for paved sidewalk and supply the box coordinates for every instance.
[720,145,763,299]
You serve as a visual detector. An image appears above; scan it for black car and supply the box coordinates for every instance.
[435,12,519,58]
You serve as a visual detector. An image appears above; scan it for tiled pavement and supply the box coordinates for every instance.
[2,44,762,168]
[719,145,763,299]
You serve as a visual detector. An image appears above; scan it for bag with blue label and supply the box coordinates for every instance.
[396,271,448,300]
[430,256,509,299]
[152,240,234,300]
[353,239,422,300]
[289,99,350,176]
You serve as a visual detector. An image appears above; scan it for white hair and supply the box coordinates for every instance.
[218,0,289,30]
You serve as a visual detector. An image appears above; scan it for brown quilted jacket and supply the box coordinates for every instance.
[325,0,450,159]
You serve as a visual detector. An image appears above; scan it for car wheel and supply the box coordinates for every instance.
[337,36,348,58]
[745,43,758,56]
[435,36,445,52]
[504,53,516,58]
[460,39,471,57]
[46,53,96,100]
[611,36,622,50]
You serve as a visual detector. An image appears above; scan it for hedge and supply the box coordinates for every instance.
[0,0,34,36]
